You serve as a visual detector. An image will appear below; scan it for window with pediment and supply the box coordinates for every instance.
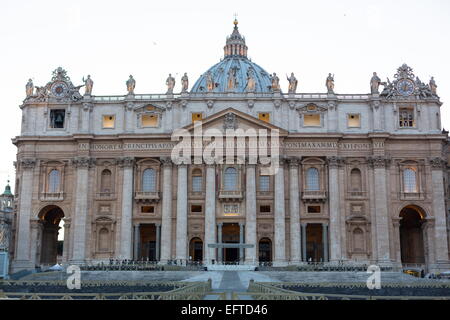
[48,169,60,193]
[306,167,320,191]
[403,168,418,193]
[142,168,157,192]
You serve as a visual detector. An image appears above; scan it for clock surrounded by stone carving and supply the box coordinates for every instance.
[397,79,415,96]
[51,82,69,98]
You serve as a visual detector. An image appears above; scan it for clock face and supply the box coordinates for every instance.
[397,79,415,96]
[51,82,69,98]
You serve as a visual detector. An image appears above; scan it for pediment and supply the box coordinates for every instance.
[182,108,288,136]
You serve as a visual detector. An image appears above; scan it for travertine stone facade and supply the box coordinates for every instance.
[10,21,450,272]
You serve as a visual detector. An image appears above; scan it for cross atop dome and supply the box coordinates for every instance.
[224,18,248,58]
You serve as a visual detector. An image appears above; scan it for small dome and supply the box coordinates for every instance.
[191,20,273,93]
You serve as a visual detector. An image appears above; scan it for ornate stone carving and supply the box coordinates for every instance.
[367,156,391,168]
[166,74,175,94]
[246,68,256,93]
[181,73,189,93]
[326,73,335,94]
[206,71,214,92]
[83,75,94,95]
[223,113,238,130]
[160,157,173,167]
[20,158,37,169]
[227,66,238,91]
[429,157,446,170]
[83,103,93,112]
[72,157,96,168]
[126,75,136,95]
[118,157,135,168]
[270,73,280,92]
[327,156,343,168]
[273,99,282,108]
[429,77,438,96]
[206,100,214,109]
[247,99,254,108]
[287,72,298,94]
[370,72,381,94]
[288,157,300,167]
[25,79,34,98]
[0,217,10,252]
[380,64,437,99]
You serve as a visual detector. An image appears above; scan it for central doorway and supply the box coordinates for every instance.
[399,206,425,264]
[258,238,272,262]
[221,223,240,263]
[189,237,203,262]
[306,224,324,262]
[140,224,157,261]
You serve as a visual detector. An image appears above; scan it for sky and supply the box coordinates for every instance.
[1,0,450,193]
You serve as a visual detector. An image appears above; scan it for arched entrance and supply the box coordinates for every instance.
[399,206,426,264]
[258,238,272,262]
[38,205,65,265]
[189,237,203,262]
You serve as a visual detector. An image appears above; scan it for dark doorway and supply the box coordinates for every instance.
[306,224,324,262]
[400,206,425,264]
[189,237,203,262]
[39,206,65,265]
[140,224,157,261]
[221,223,240,263]
[258,238,272,262]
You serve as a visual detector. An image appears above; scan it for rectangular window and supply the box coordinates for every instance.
[307,206,321,213]
[142,114,158,127]
[49,109,66,129]
[259,205,271,213]
[399,108,415,128]
[192,113,203,123]
[259,175,270,192]
[192,176,202,192]
[304,114,321,127]
[347,114,361,128]
[258,113,270,123]
[141,206,155,213]
[191,205,203,213]
[102,115,115,129]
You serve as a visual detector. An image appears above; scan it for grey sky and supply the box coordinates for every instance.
[1,0,450,192]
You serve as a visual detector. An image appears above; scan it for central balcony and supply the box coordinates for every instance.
[301,191,327,203]
[219,190,244,201]
[40,192,64,202]
[134,191,161,203]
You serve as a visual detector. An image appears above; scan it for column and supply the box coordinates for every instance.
[322,223,329,262]
[62,218,71,263]
[29,219,41,268]
[133,224,140,260]
[155,223,161,261]
[289,158,301,264]
[274,159,286,266]
[204,165,217,264]
[430,158,450,266]
[328,156,342,263]
[217,223,223,263]
[13,159,36,271]
[160,158,173,263]
[71,157,93,264]
[81,103,92,132]
[245,164,257,264]
[119,157,134,260]
[301,224,307,262]
[239,223,245,263]
[175,164,188,263]
[370,156,391,264]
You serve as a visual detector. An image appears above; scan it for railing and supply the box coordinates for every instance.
[40,192,64,201]
[246,281,450,300]
[134,191,160,201]
[399,192,425,200]
[218,190,244,200]
[0,280,212,300]
[301,191,327,201]
[89,92,375,103]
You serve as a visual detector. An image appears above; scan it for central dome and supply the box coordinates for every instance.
[191,20,273,93]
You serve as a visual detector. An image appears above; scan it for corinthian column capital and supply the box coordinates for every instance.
[429,157,446,170]
[118,157,135,168]
[367,156,391,169]
[72,157,96,168]
[20,158,37,169]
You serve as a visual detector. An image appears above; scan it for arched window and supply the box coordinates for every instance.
[224,167,238,191]
[403,168,417,193]
[192,169,203,192]
[350,168,362,191]
[306,168,320,191]
[100,169,112,193]
[142,168,157,192]
[48,170,60,193]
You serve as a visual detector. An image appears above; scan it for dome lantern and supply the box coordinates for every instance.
[224,19,248,58]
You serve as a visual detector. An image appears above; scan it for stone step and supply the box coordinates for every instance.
[206,265,256,271]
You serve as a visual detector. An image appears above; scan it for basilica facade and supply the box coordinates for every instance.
[10,20,450,273]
